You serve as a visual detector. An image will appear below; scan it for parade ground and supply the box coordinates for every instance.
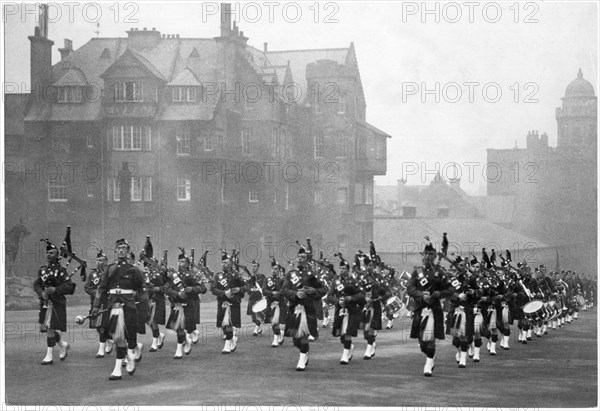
[3,302,597,408]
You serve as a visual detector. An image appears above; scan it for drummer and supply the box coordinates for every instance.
[246,260,267,337]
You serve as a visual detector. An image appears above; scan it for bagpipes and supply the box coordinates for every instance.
[51,226,87,281]
[193,249,215,283]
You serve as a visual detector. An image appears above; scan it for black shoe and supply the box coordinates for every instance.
[109,375,122,380]
[149,347,157,352]
[41,360,53,365]
[96,354,105,358]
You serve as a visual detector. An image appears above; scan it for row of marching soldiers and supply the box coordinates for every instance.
[408,236,596,376]
[34,229,595,380]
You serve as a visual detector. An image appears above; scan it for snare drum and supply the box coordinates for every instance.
[523,300,545,324]
[252,298,268,323]
[385,296,404,318]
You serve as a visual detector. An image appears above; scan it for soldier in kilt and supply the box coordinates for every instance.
[93,239,147,380]
[407,240,454,377]
[84,249,113,358]
[34,240,76,365]
[263,258,288,347]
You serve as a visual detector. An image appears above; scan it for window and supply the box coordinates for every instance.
[112,125,151,151]
[107,177,152,201]
[285,184,289,210]
[365,181,373,205]
[87,186,94,198]
[283,129,290,157]
[314,189,323,205]
[115,81,143,102]
[270,129,278,157]
[51,135,70,153]
[204,133,213,152]
[58,86,82,103]
[335,133,347,158]
[131,177,143,201]
[242,128,253,155]
[177,176,191,201]
[86,135,93,148]
[220,179,225,203]
[314,131,324,158]
[108,178,120,202]
[48,177,67,202]
[249,190,258,203]
[172,87,196,102]
[176,128,191,155]
[337,94,346,114]
[336,188,347,205]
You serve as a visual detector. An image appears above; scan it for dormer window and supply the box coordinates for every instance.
[172,87,196,102]
[115,81,143,102]
[58,86,82,103]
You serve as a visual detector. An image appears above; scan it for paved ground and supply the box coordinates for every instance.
[3,303,597,408]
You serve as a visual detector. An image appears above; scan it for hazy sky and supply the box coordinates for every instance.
[3,1,598,195]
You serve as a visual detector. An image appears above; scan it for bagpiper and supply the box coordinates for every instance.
[34,239,76,365]
[83,248,113,358]
[282,244,328,371]
[407,239,454,376]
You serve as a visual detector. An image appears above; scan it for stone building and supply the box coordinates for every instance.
[5,4,390,274]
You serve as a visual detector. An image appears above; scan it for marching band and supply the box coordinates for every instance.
[33,228,597,380]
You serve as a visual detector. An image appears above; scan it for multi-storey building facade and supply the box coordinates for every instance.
[5,4,390,268]
[487,69,597,273]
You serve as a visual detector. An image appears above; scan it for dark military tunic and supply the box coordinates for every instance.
[33,262,75,332]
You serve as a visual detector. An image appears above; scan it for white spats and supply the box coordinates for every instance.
[126,349,136,375]
[221,339,231,354]
[364,344,373,359]
[468,343,474,358]
[272,334,279,347]
[97,342,106,358]
[105,339,114,354]
[296,353,308,371]
[192,329,200,344]
[41,347,54,365]
[134,343,143,362]
[340,349,350,365]
[109,359,123,380]
[489,342,497,355]
[58,341,69,361]
[423,357,434,376]
[150,338,158,352]
[174,343,184,358]
[500,335,510,350]
[459,351,467,368]
[473,347,481,362]
[184,334,192,355]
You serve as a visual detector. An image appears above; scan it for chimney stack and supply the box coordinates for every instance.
[220,3,232,37]
[28,4,54,96]
[59,39,73,60]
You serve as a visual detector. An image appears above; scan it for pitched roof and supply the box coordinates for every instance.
[374,217,550,254]
[357,120,391,138]
[265,47,350,102]
[5,94,28,135]
[468,196,517,223]
[167,68,201,86]
[53,67,89,86]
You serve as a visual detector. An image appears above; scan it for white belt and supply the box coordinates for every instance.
[109,289,135,295]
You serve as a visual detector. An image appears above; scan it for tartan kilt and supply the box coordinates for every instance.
[38,297,67,332]
[264,299,288,324]
[284,300,319,339]
[149,298,166,325]
[104,305,138,340]
[314,298,324,320]
[445,304,475,338]
[216,301,241,328]
[410,306,445,340]
[363,300,383,331]
[331,304,362,337]
[189,297,200,324]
